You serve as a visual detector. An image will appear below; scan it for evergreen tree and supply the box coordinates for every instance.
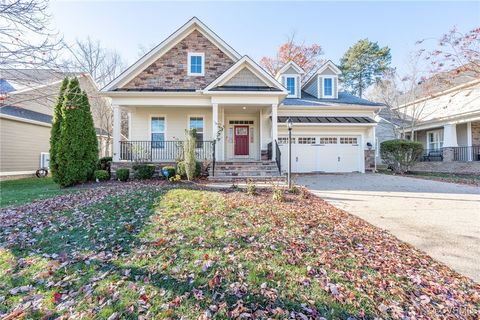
[56,77,98,187]
[339,39,391,98]
[50,77,69,182]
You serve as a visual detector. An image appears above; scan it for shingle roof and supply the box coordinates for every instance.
[278,116,375,124]
[0,105,109,136]
[282,91,383,107]
[0,105,52,123]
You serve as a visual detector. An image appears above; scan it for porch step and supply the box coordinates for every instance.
[208,161,284,181]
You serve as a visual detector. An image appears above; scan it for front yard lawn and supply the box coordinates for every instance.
[0,177,69,208]
[0,183,478,319]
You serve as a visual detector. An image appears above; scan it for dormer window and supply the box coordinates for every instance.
[323,77,333,97]
[188,52,204,76]
[286,76,296,97]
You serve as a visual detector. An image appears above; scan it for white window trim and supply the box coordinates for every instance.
[322,76,334,98]
[149,115,167,141]
[187,115,205,141]
[187,52,205,76]
[283,74,299,98]
[426,129,443,151]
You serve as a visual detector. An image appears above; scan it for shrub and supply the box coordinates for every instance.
[97,156,113,177]
[54,78,98,187]
[184,129,197,180]
[176,161,201,179]
[49,78,68,178]
[116,168,130,182]
[272,185,285,202]
[94,170,109,182]
[133,164,156,179]
[169,174,181,182]
[380,139,423,174]
[246,182,257,195]
[162,166,175,178]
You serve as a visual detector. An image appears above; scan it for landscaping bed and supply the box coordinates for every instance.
[0,182,478,319]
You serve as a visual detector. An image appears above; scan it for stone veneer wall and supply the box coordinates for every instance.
[122,30,235,90]
[364,150,375,172]
[472,121,480,146]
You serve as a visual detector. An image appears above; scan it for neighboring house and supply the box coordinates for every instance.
[102,17,381,177]
[0,71,111,178]
[393,79,480,173]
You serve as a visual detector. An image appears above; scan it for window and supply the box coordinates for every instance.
[278,137,296,144]
[298,137,316,144]
[324,78,333,97]
[427,130,443,151]
[340,137,358,145]
[188,53,204,76]
[286,76,296,97]
[189,117,204,147]
[319,137,337,144]
[151,117,165,148]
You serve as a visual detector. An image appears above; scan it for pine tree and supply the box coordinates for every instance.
[339,39,391,98]
[56,77,98,187]
[50,77,69,182]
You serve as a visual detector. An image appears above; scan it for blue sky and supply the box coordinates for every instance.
[50,1,480,75]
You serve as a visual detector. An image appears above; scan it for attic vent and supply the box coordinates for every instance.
[229,120,254,124]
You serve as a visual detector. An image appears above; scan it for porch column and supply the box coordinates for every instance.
[212,103,219,159]
[271,103,278,159]
[112,105,121,162]
[443,123,458,147]
[467,122,473,161]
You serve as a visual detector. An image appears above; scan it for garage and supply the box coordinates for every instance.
[279,135,363,173]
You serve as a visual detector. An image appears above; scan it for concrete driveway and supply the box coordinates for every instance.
[297,173,480,282]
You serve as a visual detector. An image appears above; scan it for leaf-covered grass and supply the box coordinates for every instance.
[379,169,480,187]
[0,184,478,319]
[0,177,69,208]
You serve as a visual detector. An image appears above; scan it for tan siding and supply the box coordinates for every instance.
[223,68,266,87]
[129,107,213,141]
[0,119,50,173]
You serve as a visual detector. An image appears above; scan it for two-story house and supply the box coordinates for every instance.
[102,17,382,179]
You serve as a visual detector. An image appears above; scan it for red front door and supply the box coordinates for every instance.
[234,126,249,156]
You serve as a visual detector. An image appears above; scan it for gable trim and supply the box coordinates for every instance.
[102,17,242,92]
[203,56,288,94]
[277,61,305,77]
[302,60,341,89]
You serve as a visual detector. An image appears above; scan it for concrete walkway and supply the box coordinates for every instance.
[297,173,480,282]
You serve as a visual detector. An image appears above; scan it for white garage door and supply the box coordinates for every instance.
[279,136,362,173]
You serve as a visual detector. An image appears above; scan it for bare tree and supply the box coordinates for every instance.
[0,0,63,70]
[61,37,127,156]
[368,54,437,139]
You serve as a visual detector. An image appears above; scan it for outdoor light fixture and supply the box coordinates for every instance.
[286,117,293,189]
[367,142,373,150]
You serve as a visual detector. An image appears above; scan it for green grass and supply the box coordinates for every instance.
[0,177,69,208]
[0,186,477,319]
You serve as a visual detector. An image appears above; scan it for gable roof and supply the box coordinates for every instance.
[203,56,288,94]
[276,61,305,76]
[102,17,242,92]
[302,60,341,89]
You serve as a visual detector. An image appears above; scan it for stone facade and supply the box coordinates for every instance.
[123,30,235,90]
[472,121,480,146]
[364,150,375,171]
